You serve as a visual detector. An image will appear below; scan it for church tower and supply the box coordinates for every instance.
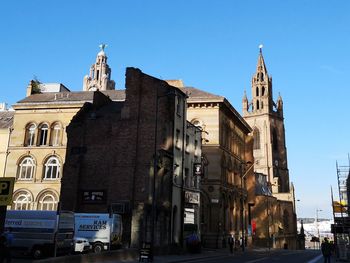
[83,44,115,91]
[243,47,290,195]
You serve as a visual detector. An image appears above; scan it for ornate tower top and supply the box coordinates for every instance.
[242,46,283,117]
[83,44,115,91]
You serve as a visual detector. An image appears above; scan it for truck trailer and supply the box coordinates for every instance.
[5,210,74,259]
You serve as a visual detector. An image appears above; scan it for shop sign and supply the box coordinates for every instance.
[185,191,200,204]
[82,190,106,204]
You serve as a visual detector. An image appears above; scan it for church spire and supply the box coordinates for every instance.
[256,44,268,78]
[83,44,115,91]
[248,45,274,114]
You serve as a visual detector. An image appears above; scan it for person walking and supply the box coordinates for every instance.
[321,237,332,263]
[228,234,234,254]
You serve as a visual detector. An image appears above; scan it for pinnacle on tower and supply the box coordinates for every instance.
[83,44,115,91]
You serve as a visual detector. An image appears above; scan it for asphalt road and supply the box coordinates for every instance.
[10,249,332,263]
[166,250,328,263]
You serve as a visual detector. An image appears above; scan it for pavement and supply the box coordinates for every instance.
[34,247,273,263]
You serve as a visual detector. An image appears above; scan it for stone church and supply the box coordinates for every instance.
[242,48,297,248]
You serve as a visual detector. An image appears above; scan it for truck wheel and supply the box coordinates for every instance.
[93,243,103,253]
[32,247,44,259]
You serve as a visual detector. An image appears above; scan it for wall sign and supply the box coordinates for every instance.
[81,190,106,204]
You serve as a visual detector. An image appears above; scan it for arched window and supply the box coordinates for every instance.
[261,101,264,109]
[12,191,32,210]
[43,156,60,180]
[256,87,259,96]
[260,73,264,81]
[17,157,35,180]
[38,192,58,211]
[50,123,61,146]
[256,100,260,110]
[283,209,290,230]
[272,129,278,151]
[262,86,265,96]
[38,123,49,146]
[253,128,260,150]
[24,123,36,146]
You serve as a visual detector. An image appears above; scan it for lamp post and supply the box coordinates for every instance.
[240,161,254,252]
[316,209,322,248]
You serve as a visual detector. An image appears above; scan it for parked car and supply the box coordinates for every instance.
[74,237,91,253]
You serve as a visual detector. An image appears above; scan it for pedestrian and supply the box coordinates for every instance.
[228,234,234,254]
[321,237,332,263]
[240,236,245,252]
[234,237,240,251]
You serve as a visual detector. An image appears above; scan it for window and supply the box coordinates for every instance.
[272,129,278,151]
[13,191,32,210]
[262,86,265,96]
[256,100,260,110]
[185,168,190,187]
[17,157,35,180]
[50,123,61,146]
[38,192,58,211]
[256,87,259,96]
[253,128,260,150]
[176,129,181,148]
[38,123,49,146]
[43,156,60,180]
[186,135,190,152]
[176,97,182,116]
[24,123,36,146]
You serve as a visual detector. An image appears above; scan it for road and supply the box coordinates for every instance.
[167,249,327,263]
[10,249,331,263]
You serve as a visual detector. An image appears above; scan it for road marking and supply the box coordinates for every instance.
[245,257,268,263]
[307,254,323,263]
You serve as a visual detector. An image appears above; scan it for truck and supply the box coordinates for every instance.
[74,213,122,253]
[4,210,75,259]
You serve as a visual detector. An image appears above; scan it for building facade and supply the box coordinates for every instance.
[242,48,297,248]
[60,68,202,249]
[179,86,254,248]
[4,48,117,211]
[0,104,14,178]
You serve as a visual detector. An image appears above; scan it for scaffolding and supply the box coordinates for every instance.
[332,159,350,261]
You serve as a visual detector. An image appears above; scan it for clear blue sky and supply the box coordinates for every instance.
[1,1,349,219]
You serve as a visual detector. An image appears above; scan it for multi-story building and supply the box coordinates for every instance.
[242,48,297,248]
[0,103,14,178]
[173,84,254,248]
[60,69,202,249]
[4,46,116,210]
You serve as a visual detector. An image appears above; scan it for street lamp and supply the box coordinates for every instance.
[316,208,322,247]
[240,161,254,252]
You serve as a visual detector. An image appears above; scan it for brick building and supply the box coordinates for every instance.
[60,68,202,249]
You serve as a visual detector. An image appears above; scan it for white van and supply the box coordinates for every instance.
[5,210,74,259]
[74,213,122,253]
